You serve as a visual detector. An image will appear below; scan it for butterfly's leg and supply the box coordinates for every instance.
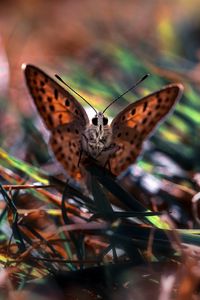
[102,144,120,171]
[103,158,111,171]
[81,133,89,153]
[78,148,83,167]
[79,133,89,166]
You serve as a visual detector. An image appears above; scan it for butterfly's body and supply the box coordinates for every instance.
[81,112,118,164]
[23,64,183,182]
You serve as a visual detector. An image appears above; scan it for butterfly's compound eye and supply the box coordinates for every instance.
[92,117,98,126]
[103,117,108,125]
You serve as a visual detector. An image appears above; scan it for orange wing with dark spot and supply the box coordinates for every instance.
[50,123,86,181]
[24,64,89,180]
[24,64,89,129]
[110,84,184,176]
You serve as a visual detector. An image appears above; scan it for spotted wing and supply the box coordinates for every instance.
[24,64,89,129]
[24,64,89,180]
[110,84,184,176]
[50,123,86,181]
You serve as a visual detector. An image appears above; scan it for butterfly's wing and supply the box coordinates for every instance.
[49,123,86,181]
[110,84,184,176]
[24,64,89,129]
[24,64,89,180]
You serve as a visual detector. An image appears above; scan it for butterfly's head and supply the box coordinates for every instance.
[91,112,108,127]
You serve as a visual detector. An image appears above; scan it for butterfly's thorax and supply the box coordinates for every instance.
[82,124,113,158]
[81,112,115,163]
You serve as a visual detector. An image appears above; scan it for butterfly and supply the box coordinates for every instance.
[23,64,183,182]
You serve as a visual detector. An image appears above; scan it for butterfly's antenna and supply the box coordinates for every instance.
[102,74,150,114]
[55,74,97,114]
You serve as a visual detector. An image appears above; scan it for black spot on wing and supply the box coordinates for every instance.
[65,99,70,106]
[143,101,148,112]
[54,89,58,100]
[131,108,136,115]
